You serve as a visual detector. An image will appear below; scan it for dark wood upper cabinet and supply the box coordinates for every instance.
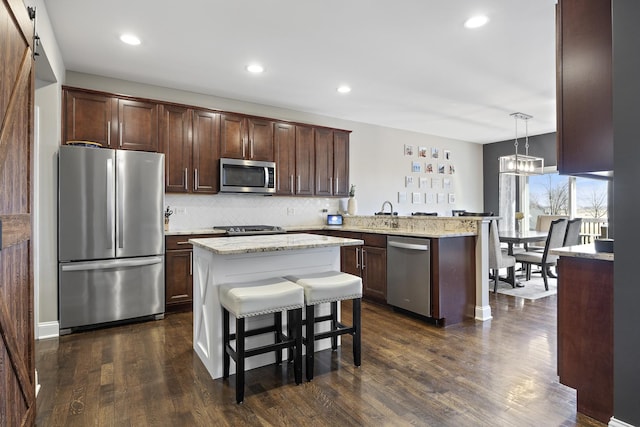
[118,99,159,152]
[220,113,274,161]
[64,89,117,148]
[160,104,220,194]
[192,109,220,193]
[314,128,350,196]
[274,122,296,195]
[160,104,191,193]
[556,0,613,174]
[295,125,315,196]
[63,88,158,152]
[274,122,318,196]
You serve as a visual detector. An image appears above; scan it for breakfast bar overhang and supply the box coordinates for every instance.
[189,233,364,379]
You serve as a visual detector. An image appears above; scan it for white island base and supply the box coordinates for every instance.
[190,234,363,380]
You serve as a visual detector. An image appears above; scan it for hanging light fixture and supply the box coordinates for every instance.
[499,112,544,176]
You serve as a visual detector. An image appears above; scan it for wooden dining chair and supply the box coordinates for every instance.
[514,218,568,290]
[488,219,516,292]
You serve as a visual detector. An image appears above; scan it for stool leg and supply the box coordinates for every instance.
[287,310,294,363]
[222,308,230,379]
[236,317,245,404]
[292,308,302,384]
[274,311,283,366]
[353,298,362,367]
[331,301,338,350]
[305,304,315,381]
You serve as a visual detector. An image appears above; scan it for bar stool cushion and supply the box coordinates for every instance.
[219,277,304,318]
[285,271,362,305]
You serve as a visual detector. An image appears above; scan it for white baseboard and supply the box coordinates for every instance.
[610,417,637,427]
[475,305,493,321]
[37,321,59,340]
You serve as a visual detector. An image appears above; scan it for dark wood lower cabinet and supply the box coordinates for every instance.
[165,234,217,312]
[557,256,613,424]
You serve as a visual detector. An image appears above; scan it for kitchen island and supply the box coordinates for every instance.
[189,233,363,380]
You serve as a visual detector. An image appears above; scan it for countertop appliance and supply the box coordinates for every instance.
[386,236,431,317]
[58,145,165,333]
[219,158,276,194]
[213,225,286,236]
[326,214,343,225]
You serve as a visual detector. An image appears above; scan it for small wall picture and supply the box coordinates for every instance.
[418,146,428,157]
[437,193,445,204]
[431,147,439,159]
[404,144,414,156]
[426,193,434,204]
[438,163,446,174]
[419,177,429,188]
[425,163,434,173]
[449,164,456,174]
[444,150,452,160]
[412,161,421,173]
[405,176,414,187]
[398,191,407,203]
[412,192,422,204]
[443,178,451,190]
[448,193,456,204]
[432,178,442,189]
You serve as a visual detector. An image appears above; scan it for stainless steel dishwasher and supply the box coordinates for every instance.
[387,236,431,316]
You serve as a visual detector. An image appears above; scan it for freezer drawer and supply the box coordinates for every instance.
[59,256,165,330]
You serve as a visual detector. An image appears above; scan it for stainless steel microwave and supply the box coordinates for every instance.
[219,158,276,194]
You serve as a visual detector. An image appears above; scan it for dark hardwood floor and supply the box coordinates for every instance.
[35,294,604,426]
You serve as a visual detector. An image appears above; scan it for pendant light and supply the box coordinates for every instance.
[499,112,544,176]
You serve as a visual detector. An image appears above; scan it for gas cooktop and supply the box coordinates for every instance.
[213,225,286,236]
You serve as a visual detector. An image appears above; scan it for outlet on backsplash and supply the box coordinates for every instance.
[174,207,187,215]
[287,208,295,215]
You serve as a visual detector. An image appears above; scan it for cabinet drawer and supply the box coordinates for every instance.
[362,233,386,248]
[166,234,217,250]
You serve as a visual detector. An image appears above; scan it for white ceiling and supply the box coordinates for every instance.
[42,0,557,144]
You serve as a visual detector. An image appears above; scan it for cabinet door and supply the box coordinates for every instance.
[165,249,193,310]
[314,128,334,196]
[117,99,159,152]
[64,89,117,147]
[160,104,191,193]
[220,113,245,159]
[248,118,274,161]
[557,0,613,174]
[333,130,350,197]
[340,245,361,277]
[362,246,387,302]
[274,122,296,195]
[295,125,315,195]
[193,109,220,193]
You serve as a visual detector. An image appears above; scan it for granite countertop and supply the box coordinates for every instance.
[165,228,226,236]
[189,233,364,255]
[550,244,614,262]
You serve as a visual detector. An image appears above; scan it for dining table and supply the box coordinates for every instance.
[498,229,549,286]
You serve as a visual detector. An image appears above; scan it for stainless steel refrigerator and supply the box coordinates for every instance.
[58,145,165,333]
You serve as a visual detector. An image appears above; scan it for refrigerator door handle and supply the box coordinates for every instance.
[118,160,125,249]
[61,257,163,272]
[106,158,114,249]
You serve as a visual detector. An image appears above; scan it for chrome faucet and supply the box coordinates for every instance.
[381,200,394,215]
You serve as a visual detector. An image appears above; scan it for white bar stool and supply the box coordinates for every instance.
[285,271,362,381]
[219,277,304,403]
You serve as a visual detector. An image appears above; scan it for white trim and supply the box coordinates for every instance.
[475,305,493,321]
[474,219,492,321]
[33,106,40,337]
[37,321,60,340]
[609,417,637,427]
[35,369,40,397]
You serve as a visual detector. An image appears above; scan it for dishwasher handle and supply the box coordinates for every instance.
[388,241,429,251]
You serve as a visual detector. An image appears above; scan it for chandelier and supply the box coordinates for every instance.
[498,112,544,176]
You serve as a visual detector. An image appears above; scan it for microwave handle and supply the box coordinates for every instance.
[264,167,269,188]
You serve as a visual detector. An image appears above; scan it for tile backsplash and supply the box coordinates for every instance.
[165,194,344,231]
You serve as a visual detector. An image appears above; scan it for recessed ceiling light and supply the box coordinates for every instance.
[337,85,351,94]
[120,34,141,45]
[464,15,489,29]
[246,64,264,73]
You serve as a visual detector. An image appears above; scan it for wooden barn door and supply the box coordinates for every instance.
[0,1,36,426]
